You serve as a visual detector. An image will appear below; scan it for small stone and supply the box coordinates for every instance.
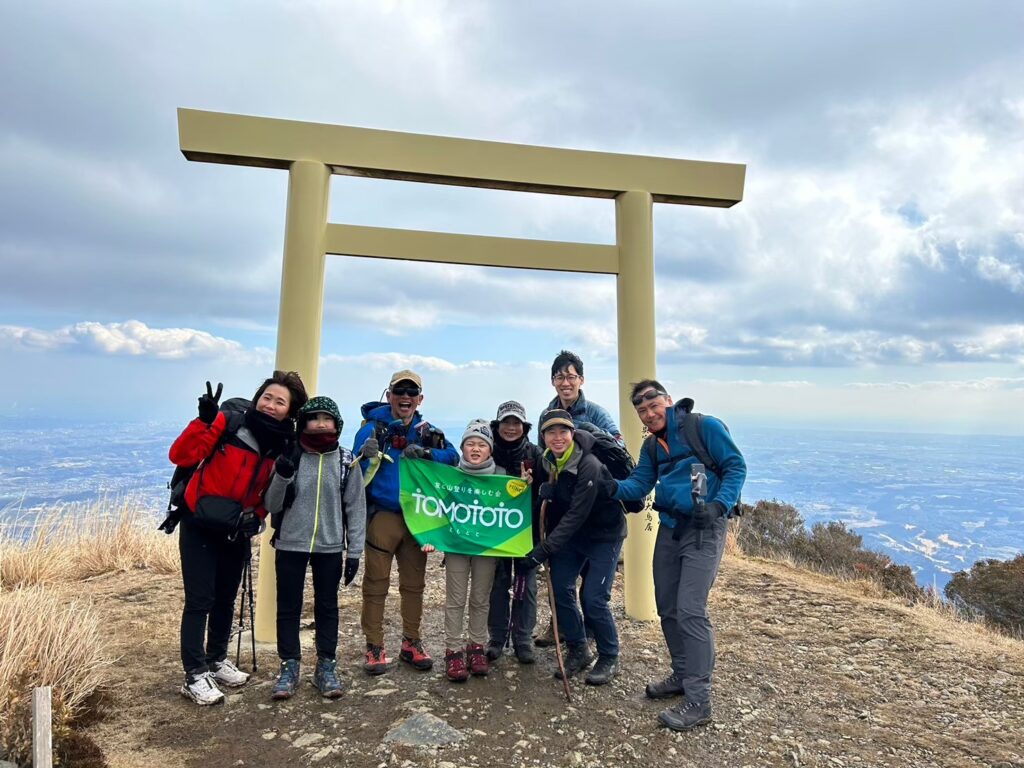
[261,732,277,740]
[293,733,324,749]
[384,713,465,747]
[364,687,398,697]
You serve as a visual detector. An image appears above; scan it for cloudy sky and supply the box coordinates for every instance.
[1,1,1022,436]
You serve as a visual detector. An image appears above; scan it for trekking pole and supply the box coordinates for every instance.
[235,552,247,668]
[690,463,707,551]
[540,500,572,702]
[246,542,257,672]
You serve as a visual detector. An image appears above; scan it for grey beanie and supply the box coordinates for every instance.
[461,419,494,450]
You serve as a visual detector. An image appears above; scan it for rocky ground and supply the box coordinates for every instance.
[71,550,1024,768]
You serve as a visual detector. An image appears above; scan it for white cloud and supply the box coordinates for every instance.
[321,351,498,372]
[0,321,270,362]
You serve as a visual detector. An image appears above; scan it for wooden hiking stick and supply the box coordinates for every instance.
[540,500,572,702]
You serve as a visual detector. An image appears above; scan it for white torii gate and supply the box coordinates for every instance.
[177,108,745,641]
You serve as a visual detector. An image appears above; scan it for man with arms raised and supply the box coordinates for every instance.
[608,379,746,731]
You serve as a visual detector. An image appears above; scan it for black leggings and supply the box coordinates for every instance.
[178,516,249,674]
[275,549,345,661]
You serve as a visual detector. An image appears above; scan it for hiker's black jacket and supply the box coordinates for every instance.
[536,430,626,556]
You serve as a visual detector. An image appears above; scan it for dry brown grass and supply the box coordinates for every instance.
[0,587,115,764]
[0,499,178,590]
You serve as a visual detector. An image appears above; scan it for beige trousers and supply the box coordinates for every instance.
[444,553,497,648]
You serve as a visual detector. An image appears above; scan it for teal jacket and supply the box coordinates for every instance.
[613,406,746,528]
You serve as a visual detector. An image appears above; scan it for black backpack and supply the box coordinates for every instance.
[159,397,250,533]
[643,398,743,518]
[575,423,645,514]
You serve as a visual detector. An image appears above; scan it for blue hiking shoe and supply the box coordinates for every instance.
[313,657,343,699]
[271,659,300,700]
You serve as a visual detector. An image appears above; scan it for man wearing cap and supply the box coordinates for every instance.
[354,369,458,675]
[485,400,545,664]
[522,409,626,686]
[608,379,746,731]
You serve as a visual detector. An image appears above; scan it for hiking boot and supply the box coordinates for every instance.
[399,637,434,671]
[466,643,489,676]
[313,657,343,699]
[444,649,469,682]
[553,642,595,680]
[659,700,713,731]
[534,621,560,648]
[210,658,250,688]
[514,640,536,665]
[180,671,225,706]
[645,672,686,699]
[271,659,300,700]
[584,654,618,686]
[364,644,389,676]
[485,641,504,661]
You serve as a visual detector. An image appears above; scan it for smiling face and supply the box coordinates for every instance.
[256,383,292,422]
[552,364,583,407]
[461,436,492,465]
[497,416,525,442]
[633,387,673,433]
[386,380,423,424]
[542,425,574,457]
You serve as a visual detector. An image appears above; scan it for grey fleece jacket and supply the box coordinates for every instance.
[265,447,367,557]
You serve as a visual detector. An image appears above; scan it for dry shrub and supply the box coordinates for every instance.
[69,501,179,579]
[0,587,114,766]
[0,499,178,590]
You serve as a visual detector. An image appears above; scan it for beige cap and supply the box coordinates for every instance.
[389,369,423,389]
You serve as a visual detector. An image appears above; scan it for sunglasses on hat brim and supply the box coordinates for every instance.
[631,389,669,407]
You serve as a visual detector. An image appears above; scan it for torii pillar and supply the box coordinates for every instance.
[178,108,745,641]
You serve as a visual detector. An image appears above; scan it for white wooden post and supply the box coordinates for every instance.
[33,686,53,768]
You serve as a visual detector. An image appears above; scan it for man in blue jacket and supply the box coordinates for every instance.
[354,369,458,675]
[540,350,623,444]
[608,379,746,731]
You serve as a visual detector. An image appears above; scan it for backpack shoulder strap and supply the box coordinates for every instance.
[643,435,660,477]
[679,412,719,477]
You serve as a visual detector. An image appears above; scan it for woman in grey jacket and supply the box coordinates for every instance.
[264,396,366,699]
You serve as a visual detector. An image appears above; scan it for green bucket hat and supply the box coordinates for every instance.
[298,395,343,432]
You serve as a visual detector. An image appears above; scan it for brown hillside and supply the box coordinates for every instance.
[70,553,1023,768]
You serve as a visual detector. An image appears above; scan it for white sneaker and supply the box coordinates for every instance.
[210,658,250,688]
[180,672,225,706]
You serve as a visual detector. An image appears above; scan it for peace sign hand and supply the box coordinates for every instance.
[197,381,223,424]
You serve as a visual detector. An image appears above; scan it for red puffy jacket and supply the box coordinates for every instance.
[168,412,274,519]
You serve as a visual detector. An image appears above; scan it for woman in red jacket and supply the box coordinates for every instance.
[169,370,307,705]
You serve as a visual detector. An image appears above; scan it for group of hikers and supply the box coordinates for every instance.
[166,350,747,732]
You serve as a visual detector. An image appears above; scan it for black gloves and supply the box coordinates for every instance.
[197,381,222,424]
[402,444,430,460]
[538,482,556,501]
[275,454,295,478]
[237,510,262,537]
[693,501,727,530]
[522,545,548,569]
[344,557,360,586]
[360,437,380,459]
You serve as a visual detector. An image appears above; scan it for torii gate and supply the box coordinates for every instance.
[177,108,745,642]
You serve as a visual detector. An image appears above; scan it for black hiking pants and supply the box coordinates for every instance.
[178,515,249,676]
[275,549,345,661]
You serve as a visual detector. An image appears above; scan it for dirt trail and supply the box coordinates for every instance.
[74,552,1024,768]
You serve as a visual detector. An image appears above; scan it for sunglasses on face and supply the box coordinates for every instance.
[631,389,668,407]
[390,386,421,397]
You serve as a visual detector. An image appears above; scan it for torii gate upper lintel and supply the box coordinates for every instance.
[176,107,745,638]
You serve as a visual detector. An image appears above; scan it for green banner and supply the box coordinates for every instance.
[399,459,533,557]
